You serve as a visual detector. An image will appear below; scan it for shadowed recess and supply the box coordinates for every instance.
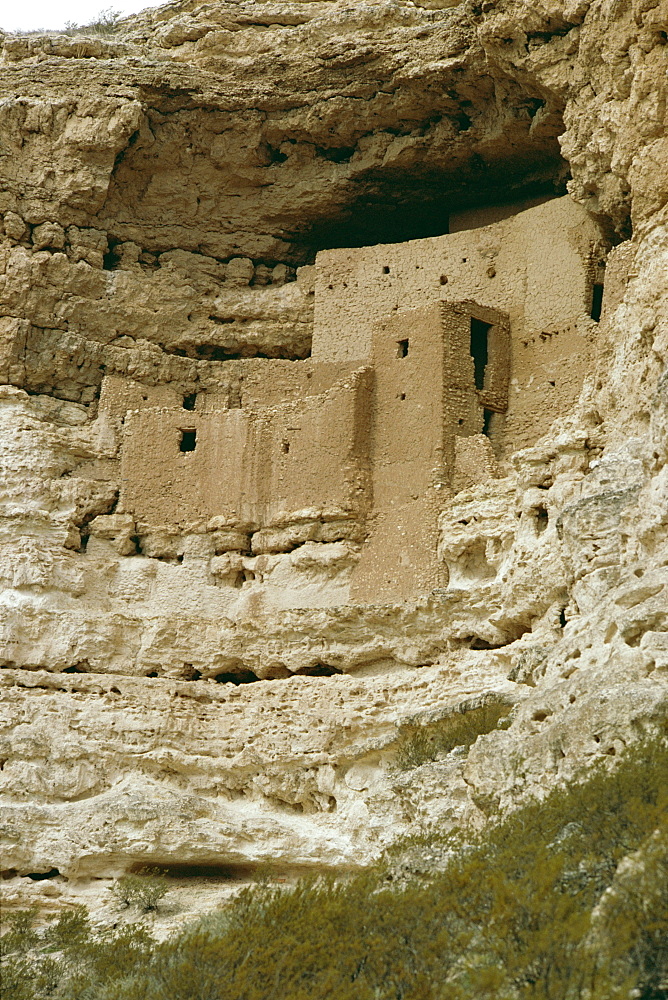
[127,861,357,881]
[290,172,566,260]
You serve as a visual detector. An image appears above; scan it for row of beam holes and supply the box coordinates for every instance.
[181,434,291,456]
[382,259,497,284]
[380,261,599,321]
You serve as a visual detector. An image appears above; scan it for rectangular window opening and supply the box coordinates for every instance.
[590,282,604,322]
[179,429,197,452]
[397,339,409,358]
[482,408,494,437]
[182,392,197,411]
[470,318,491,391]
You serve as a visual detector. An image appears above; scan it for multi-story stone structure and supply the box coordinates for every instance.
[0,195,607,610]
[105,196,606,604]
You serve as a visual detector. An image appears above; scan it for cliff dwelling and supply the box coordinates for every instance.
[70,195,608,609]
[0,192,609,620]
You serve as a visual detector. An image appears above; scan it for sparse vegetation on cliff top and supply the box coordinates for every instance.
[63,8,123,36]
[6,7,123,36]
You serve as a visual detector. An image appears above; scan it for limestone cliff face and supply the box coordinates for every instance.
[1,0,667,925]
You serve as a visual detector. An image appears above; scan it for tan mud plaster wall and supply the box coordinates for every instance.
[99,359,364,420]
[440,300,511,435]
[506,319,595,451]
[261,368,372,529]
[119,372,372,533]
[99,375,185,419]
[312,196,607,453]
[351,304,450,603]
[350,301,509,603]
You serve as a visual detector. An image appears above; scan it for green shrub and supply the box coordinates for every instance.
[0,956,36,1000]
[44,905,90,951]
[63,8,122,36]
[63,923,155,999]
[0,909,39,957]
[393,698,512,770]
[585,825,668,999]
[108,868,169,912]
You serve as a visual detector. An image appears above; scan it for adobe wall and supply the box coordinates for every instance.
[371,303,451,502]
[99,375,184,419]
[312,197,603,366]
[118,370,372,538]
[235,359,362,411]
[312,196,606,455]
[351,304,449,603]
[504,319,596,452]
[350,300,511,603]
[257,367,373,529]
[119,406,249,530]
[101,196,608,607]
[440,299,510,433]
[97,358,364,420]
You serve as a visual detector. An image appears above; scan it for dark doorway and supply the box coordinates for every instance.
[482,408,494,437]
[470,318,491,391]
[590,282,604,322]
[179,429,197,452]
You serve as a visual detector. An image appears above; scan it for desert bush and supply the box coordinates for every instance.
[0,906,154,999]
[108,868,169,912]
[585,825,668,999]
[393,698,512,770]
[0,908,38,957]
[43,905,90,951]
[0,956,36,1000]
[61,923,155,1000]
[62,8,122,36]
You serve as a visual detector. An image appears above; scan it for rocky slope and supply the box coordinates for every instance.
[1,0,667,929]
